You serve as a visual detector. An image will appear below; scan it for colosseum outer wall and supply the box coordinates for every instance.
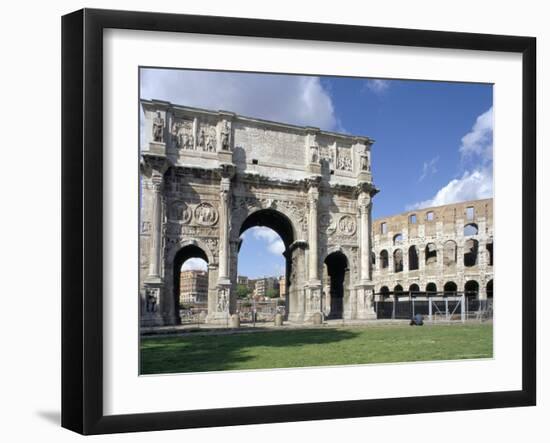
[372,198,493,300]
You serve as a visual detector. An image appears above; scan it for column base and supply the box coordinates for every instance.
[355,284,377,320]
[206,283,231,324]
[140,312,164,327]
[304,283,322,323]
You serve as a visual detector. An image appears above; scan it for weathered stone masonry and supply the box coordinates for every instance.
[140,100,379,326]
[372,198,494,300]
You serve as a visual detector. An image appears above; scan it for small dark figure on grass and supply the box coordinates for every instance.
[410,313,424,326]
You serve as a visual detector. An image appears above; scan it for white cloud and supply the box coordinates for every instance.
[242,226,285,256]
[251,226,280,243]
[140,69,337,130]
[181,257,208,271]
[268,239,285,255]
[418,156,439,182]
[363,79,390,94]
[407,107,494,210]
[459,107,493,161]
[407,167,493,210]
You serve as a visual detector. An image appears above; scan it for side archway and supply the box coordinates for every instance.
[324,250,350,319]
[171,244,210,324]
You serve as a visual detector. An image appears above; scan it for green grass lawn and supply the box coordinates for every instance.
[140,323,492,374]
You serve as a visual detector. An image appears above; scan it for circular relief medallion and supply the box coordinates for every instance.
[338,215,356,236]
[181,207,192,224]
[170,202,193,224]
[320,213,336,234]
[194,202,219,226]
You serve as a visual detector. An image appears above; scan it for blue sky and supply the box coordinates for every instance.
[141,68,493,278]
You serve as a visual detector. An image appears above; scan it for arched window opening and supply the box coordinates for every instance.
[394,284,404,298]
[380,286,390,300]
[380,250,389,269]
[408,245,419,270]
[393,249,403,273]
[464,280,479,300]
[393,233,403,245]
[425,243,437,265]
[443,281,457,296]
[486,279,493,299]
[426,282,437,294]
[409,283,420,297]
[464,238,479,267]
[486,242,493,266]
[464,223,479,236]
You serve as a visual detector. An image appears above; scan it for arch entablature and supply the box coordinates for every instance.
[229,193,307,244]
[164,238,217,271]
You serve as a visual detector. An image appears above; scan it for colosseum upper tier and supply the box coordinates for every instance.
[372,198,493,300]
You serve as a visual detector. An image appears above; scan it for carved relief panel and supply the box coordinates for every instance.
[336,146,353,172]
[171,118,195,150]
[197,123,217,152]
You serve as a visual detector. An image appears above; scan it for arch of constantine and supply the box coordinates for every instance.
[140,100,378,326]
[371,198,494,301]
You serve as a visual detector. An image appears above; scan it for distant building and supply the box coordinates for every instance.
[254,277,280,299]
[237,275,249,286]
[179,270,208,304]
[279,276,286,299]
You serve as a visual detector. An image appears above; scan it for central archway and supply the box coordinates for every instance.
[324,251,350,319]
[237,209,297,320]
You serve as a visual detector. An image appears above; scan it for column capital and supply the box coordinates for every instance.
[305,175,322,191]
[141,152,169,177]
[357,193,372,212]
[217,163,236,180]
[355,181,379,198]
[150,172,164,191]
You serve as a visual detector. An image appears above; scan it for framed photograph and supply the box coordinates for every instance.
[62,8,536,435]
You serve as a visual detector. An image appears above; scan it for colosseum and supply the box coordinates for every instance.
[371,198,493,307]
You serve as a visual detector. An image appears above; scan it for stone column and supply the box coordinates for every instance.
[355,186,376,320]
[304,178,322,322]
[218,177,231,282]
[148,172,163,280]
[208,165,235,324]
[358,192,372,282]
[308,186,320,283]
[141,153,168,327]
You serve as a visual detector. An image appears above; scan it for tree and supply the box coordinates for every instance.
[265,288,279,299]
[236,284,251,299]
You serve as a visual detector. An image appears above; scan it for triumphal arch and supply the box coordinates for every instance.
[140,99,378,326]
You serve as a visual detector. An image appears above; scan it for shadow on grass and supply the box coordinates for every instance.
[140,328,360,375]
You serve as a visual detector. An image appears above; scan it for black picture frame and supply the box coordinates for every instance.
[61,8,536,435]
